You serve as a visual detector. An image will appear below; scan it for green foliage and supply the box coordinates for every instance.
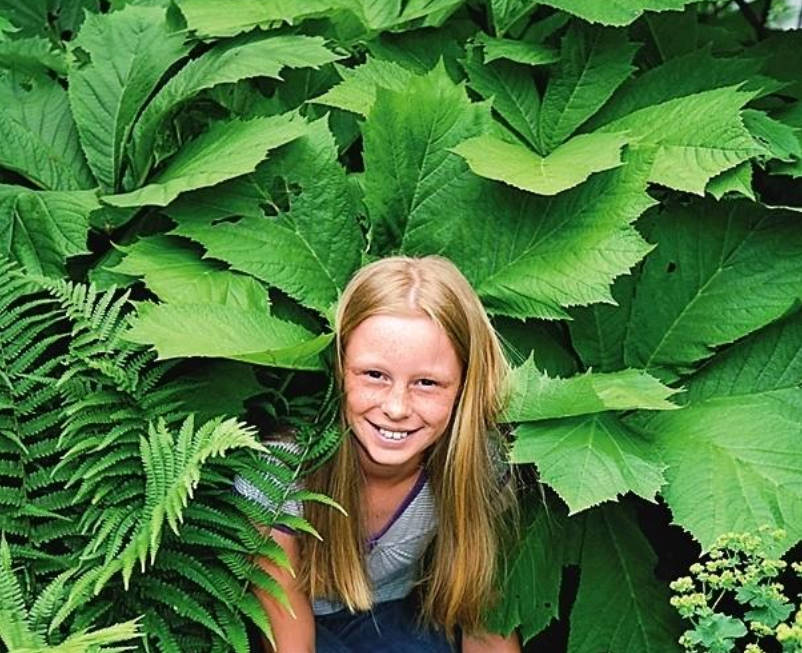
[0,0,801,650]
[671,528,802,652]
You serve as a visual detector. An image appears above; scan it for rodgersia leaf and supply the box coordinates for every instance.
[539,0,696,27]
[0,72,94,190]
[536,22,637,153]
[363,64,655,319]
[624,201,802,373]
[638,387,802,553]
[0,185,99,276]
[129,33,342,183]
[171,117,363,319]
[568,504,682,652]
[451,131,626,195]
[104,113,307,208]
[67,4,190,191]
[126,302,331,370]
[462,50,540,150]
[512,413,666,513]
[476,33,559,67]
[485,500,567,642]
[597,86,761,194]
[504,359,679,422]
[706,162,754,201]
[110,235,270,311]
[311,58,415,117]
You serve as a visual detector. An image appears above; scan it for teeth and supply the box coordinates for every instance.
[378,427,411,440]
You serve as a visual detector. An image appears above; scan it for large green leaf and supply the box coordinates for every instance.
[485,501,567,642]
[598,85,761,195]
[512,413,666,513]
[476,33,558,66]
[175,0,338,37]
[0,185,98,276]
[587,46,778,131]
[624,201,802,372]
[110,235,270,310]
[105,113,308,208]
[639,387,802,553]
[170,118,362,319]
[126,302,331,370]
[685,308,802,402]
[129,33,341,183]
[540,0,696,27]
[451,131,626,195]
[488,0,537,36]
[0,72,94,190]
[311,58,414,117]
[362,65,656,319]
[742,109,802,163]
[67,5,190,191]
[0,36,67,76]
[568,272,636,372]
[568,504,682,652]
[706,161,754,201]
[462,51,540,150]
[504,359,679,422]
[537,22,638,153]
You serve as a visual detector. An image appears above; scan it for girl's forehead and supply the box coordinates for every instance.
[345,314,461,372]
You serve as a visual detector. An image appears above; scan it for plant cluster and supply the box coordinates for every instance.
[0,0,801,650]
[671,528,802,653]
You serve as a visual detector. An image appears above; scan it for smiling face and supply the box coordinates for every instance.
[343,312,464,480]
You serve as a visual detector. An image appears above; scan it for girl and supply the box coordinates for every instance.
[243,255,520,652]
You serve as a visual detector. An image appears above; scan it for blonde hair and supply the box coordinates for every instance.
[298,255,515,636]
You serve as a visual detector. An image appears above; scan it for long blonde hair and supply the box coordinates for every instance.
[298,255,515,636]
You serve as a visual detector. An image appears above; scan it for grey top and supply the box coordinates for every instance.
[234,439,509,616]
[234,464,436,615]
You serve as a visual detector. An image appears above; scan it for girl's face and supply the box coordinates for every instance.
[343,313,463,477]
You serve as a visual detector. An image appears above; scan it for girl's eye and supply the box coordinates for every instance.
[418,379,437,387]
[365,370,383,380]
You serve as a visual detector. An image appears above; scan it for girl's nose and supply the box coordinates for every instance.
[381,383,411,420]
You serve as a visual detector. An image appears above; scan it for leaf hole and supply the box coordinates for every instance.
[211,216,240,226]
[71,46,91,69]
[666,262,677,273]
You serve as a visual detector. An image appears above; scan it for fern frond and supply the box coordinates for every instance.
[136,576,225,639]
[0,534,44,650]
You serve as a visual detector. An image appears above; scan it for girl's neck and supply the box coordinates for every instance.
[357,450,424,488]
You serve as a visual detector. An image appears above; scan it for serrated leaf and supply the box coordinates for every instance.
[706,161,754,200]
[504,360,679,422]
[125,302,330,370]
[175,0,337,37]
[363,65,656,319]
[624,201,802,372]
[742,108,802,163]
[588,46,779,131]
[540,0,695,27]
[0,36,66,76]
[637,388,802,553]
[568,504,682,652]
[67,5,190,191]
[537,22,638,153]
[110,235,270,310]
[311,58,415,116]
[489,0,537,36]
[451,131,626,195]
[170,118,363,318]
[485,501,567,642]
[568,273,636,372]
[0,185,98,276]
[512,413,666,513]
[686,308,802,403]
[130,33,342,182]
[477,33,558,66]
[598,86,761,194]
[0,72,94,190]
[462,49,540,149]
[105,113,307,208]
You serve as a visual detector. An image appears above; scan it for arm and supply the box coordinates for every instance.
[462,630,521,653]
[253,527,316,653]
